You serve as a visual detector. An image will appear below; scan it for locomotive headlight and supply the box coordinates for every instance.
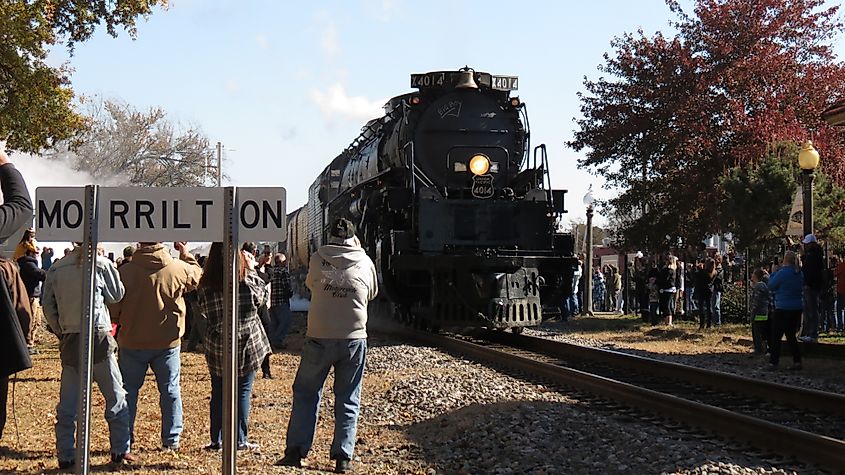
[469,154,491,175]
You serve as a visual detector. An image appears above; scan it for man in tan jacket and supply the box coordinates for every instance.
[111,242,202,451]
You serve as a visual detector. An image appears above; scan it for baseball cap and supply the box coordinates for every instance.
[802,234,817,244]
[330,218,356,240]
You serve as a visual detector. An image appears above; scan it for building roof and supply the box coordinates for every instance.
[822,98,845,126]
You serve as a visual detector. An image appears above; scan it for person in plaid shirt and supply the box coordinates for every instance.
[258,252,293,349]
[196,243,271,451]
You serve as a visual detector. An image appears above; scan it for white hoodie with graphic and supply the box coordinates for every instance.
[305,244,378,339]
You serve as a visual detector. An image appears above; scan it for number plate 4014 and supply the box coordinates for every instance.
[471,175,494,199]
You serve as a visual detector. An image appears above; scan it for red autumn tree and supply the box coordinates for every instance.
[569,0,845,250]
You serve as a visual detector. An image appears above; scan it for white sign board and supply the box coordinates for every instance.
[36,186,286,242]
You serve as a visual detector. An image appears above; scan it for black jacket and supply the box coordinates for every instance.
[694,271,715,300]
[658,267,676,290]
[17,255,46,299]
[0,164,33,242]
[802,246,824,290]
[0,163,33,377]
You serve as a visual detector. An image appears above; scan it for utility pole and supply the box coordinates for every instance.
[216,141,223,187]
[583,204,594,316]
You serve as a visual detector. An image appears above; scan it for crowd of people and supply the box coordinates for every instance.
[590,264,624,314]
[0,150,378,474]
[562,234,844,369]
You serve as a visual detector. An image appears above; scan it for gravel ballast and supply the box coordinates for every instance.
[0,316,827,474]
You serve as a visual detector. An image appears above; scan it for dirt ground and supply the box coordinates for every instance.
[0,315,427,475]
[555,312,845,354]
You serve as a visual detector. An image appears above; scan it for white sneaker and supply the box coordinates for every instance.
[798,336,818,343]
[237,441,260,451]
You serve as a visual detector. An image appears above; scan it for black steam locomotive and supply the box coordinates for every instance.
[287,67,575,330]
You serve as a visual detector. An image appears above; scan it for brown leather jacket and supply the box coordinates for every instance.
[0,258,33,345]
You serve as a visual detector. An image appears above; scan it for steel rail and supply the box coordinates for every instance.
[476,329,845,417]
[393,328,845,471]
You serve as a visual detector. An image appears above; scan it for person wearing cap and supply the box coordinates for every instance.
[277,218,378,473]
[800,234,823,343]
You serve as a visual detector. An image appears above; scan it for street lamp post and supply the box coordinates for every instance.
[582,187,595,316]
[798,141,820,238]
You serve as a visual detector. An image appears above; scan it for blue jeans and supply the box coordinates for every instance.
[802,287,820,338]
[209,372,256,445]
[56,354,131,460]
[563,293,578,318]
[837,295,845,330]
[268,303,292,346]
[119,347,183,447]
[711,292,722,325]
[285,338,367,461]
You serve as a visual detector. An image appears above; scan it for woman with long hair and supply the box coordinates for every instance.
[196,243,271,450]
[767,251,804,370]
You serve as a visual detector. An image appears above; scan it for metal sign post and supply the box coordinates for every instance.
[35,185,285,474]
[221,186,239,474]
[75,185,99,474]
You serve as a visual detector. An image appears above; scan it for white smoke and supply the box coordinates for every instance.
[310,83,386,123]
[8,151,131,259]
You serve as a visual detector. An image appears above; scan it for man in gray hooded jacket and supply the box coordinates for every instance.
[277,218,377,474]
[42,245,133,468]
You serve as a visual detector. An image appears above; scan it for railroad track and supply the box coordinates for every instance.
[387,326,845,472]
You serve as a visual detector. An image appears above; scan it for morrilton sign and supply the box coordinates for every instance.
[36,187,286,242]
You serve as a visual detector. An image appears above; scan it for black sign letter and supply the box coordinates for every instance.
[110,201,129,229]
[39,200,62,229]
[196,200,213,228]
[240,201,259,229]
[161,200,168,229]
[263,200,283,228]
[63,200,83,228]
[174,200,190,228]
[136,200,155,228]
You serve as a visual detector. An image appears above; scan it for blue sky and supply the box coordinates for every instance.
[38,0,845,224]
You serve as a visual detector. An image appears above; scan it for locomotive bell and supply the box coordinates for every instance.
[455,70,479,89]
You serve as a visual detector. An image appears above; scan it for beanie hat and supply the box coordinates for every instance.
[330,218,356,240]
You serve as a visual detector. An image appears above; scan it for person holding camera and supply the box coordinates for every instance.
[277,218,377,473]
[196,243,270,451]
[258,251,293,349]
[0,147,34,444]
